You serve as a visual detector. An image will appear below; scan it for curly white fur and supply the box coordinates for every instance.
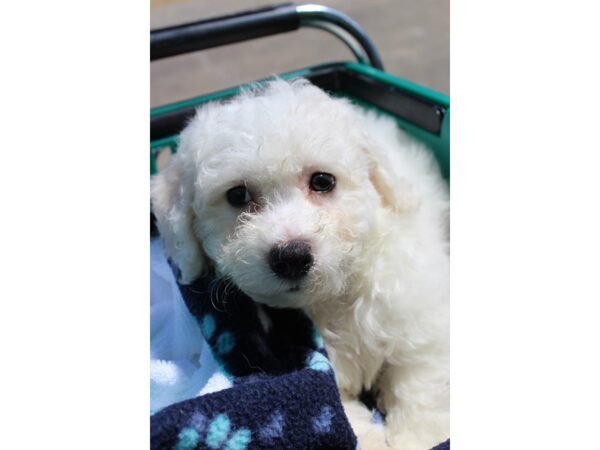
[151,79,449,449]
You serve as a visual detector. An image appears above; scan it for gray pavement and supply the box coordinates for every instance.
[151,0,448,107]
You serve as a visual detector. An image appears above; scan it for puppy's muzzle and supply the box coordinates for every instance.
[268,239,314,281]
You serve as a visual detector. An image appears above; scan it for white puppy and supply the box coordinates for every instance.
[151,79,449,450]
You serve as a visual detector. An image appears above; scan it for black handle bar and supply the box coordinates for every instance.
[151,3,384,70]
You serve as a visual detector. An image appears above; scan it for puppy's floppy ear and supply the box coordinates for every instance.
[363,148,421,214]
[151,156,206,284]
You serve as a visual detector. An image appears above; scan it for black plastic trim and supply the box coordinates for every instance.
[151,65,445,141]
[334,70,445,134]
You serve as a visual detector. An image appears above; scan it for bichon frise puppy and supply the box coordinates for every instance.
[151,79,449,450]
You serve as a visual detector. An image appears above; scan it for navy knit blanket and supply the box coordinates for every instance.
[150,268,449,450]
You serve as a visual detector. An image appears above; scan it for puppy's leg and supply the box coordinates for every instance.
[377,363,449,450]
[342,398,388,450]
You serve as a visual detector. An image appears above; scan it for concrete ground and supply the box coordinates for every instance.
[151,0,448,107]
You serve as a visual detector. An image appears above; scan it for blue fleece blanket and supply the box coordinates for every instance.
[150,265,450,450]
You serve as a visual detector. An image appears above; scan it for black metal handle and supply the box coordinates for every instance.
[151,3,383,70]
[151,4,300,60]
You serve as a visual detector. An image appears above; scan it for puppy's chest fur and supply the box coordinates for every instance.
[307,295,392,396]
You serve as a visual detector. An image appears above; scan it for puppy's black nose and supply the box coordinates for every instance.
[268,240,314,280]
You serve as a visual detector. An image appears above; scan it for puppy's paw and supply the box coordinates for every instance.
[358,428,390,450]
[384,426,448,450]
[385,431,428,450]
[342,400,388,450]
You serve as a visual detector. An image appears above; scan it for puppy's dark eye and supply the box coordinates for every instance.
[310,172,336,192]
[226,185,252,207]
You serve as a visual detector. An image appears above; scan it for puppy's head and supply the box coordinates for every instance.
[152,79,408,308]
